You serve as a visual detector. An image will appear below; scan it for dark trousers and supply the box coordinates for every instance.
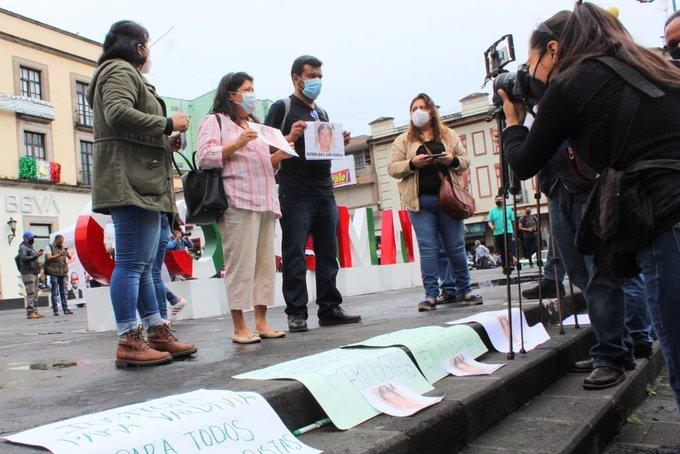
[523,235,537,265]
[280,195,342,318]
[49,275,68,312]
[494,234,515,266]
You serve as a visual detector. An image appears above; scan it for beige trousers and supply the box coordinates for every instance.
[217,207,276,311]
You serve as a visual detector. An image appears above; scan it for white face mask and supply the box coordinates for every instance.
[411,109,430,128]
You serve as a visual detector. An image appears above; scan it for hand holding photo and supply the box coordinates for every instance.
[361,379,444,417]
[247,122,298,157]
[304,122,345,160]
[443,350,506,377]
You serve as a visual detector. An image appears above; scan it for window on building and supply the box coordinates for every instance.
[494,163,501,191]
[76,81,93,126]
[363,149,372,165]
[80,140,94,186]
[29,223,52,253]
[20,66,42,100]
[354,151,366,168]
[24,131,46,159]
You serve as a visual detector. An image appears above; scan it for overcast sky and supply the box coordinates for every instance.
[3,0,671,134]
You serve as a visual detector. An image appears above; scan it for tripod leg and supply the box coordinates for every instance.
[568,279,580,329]
[535,192,544,314]
[512,194,526,354]
[550,235,565,335]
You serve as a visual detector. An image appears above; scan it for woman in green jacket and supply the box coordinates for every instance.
[88,21,196,367]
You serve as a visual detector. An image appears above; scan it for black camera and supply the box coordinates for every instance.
[484,35,536,109]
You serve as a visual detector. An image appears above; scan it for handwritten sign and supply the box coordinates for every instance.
[447,308,550,353]
[234,347,433,430]
[3,389,320,454]
[345,325,487,383]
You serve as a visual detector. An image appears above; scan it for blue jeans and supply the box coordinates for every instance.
[550,185,651,369]
[636,223,680,410]
[410,195,471,300]
[438,239,456,294]
[49,275,68,312]
[110,206,163,335]
[280,195,342,318]
[146,214,174,320]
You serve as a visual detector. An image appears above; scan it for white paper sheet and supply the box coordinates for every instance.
[3,389,320,454]
[442,350,506,377]
[360,379,444,417]
[447,308,550,353]
[303,122,345,160]
[562,314,590,326]
[247,122,298,156]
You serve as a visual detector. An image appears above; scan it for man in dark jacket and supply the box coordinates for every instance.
[18,232,45,319]
[45,234,73,316]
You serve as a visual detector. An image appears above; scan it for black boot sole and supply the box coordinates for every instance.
[288,324,309,333]
[168,347,198,358]
[115,356,173,368]
[583,373,625,390]
[572,362,636,373]
[318,317,362,326]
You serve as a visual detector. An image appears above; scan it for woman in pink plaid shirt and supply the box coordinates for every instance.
[196,72,291,344]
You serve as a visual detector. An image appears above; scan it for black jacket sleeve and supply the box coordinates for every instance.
[503,80,575,180]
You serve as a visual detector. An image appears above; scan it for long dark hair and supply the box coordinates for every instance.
[553,2,680,87]
[407,93,447,143]
[98,20,149,67]
[210,72,259,122]
[530,11,571,53]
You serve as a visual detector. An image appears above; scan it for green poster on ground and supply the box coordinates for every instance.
[346,325,488,383]
[233,347,433,430]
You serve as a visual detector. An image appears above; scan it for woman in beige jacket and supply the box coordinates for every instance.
[388,93,482,311]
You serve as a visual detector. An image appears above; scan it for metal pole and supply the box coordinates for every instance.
[535,191,545,316]
[550,235,565,335]
[496,115,515,361]
[568,279,580,329]
[513,193,526,354]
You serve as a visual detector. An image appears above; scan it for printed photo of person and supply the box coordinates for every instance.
[374,383,422,411]
[303,122,345,160]
[316,123,334,154]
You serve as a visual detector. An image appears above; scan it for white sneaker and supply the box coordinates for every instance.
[170,298,186,321]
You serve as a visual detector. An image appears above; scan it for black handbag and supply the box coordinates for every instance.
[172,114,229,225]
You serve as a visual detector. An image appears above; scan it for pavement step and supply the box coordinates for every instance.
[298,320,594,453]
[462,345,666,454]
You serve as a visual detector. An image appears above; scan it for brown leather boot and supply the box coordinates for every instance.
[116,326,172,368]
[27,311,44,319]
[583,366,625,390]
[147,323,197,358]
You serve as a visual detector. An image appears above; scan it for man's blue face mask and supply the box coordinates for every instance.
[302,78,322,100]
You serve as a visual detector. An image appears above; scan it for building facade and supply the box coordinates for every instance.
[0,8,100,300]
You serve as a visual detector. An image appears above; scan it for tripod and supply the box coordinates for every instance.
[487,107,526,359]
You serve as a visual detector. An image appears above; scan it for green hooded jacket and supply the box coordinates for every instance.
[86,58,176,214]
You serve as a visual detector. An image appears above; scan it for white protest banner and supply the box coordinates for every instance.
[563,314,590,326]
[247,122,298,157]
[304,122,345,160]
[447,308,550,353]
[346,325,487,383]
[3,389,320,454]
[234,347,433,430]
[360,379,444,417]
[442,350,506,377]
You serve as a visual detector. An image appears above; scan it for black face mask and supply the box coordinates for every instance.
[496,201,503,207]
[27,238,35,245]
[518,52,551,105]
[671,46,680,61]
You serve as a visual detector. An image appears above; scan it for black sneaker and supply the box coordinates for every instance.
[455,293,483,306]
[521,280,566,299]
[287,314,308,333]
[64,309,74,315]
[53,311,59,316]
[318,307,361,326]
[633,341,653,359]
[436,290,457,305]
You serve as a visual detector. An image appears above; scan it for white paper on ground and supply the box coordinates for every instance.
[360,379,444,417]
[3,389,320,454]
[447,308,550,353]
[442,350,506,377]
[247,122,298,156]
[563,314,590,326]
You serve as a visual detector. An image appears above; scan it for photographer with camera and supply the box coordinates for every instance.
[498,3,680,408]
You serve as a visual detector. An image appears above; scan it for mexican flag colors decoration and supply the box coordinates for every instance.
[18,156,61,182]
